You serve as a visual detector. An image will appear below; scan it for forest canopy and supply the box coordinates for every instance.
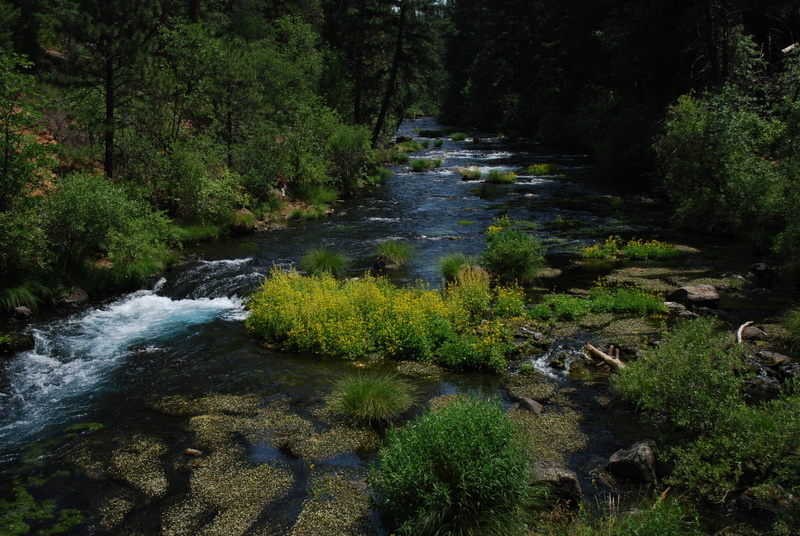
[2,0,800,309]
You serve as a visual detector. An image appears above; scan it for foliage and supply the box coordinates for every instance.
[529,282,666,322]
[246,269,455,361]
[492,284,527,319]
[299,247,350,277]
[0,477,84,535]
[780,307,800,352]
[444,266,491,327]
[327,372,415,425]
[482,219,544,284]
[375,240,415,268]
[436,322,513,374]
[525,163,561,176]
[410,158,441,172]
[612,318,800,518]
[485,169,516,184]
[458,167,481,180]
[581,236,679,261]
[372,395,541,536]
[449,132,468,141]
[438,253,479,282]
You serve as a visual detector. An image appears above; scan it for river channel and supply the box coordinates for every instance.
[0,118,781,534]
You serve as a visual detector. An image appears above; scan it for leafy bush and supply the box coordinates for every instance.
[436,322,512,374]
[581,236,679,261]
[438,253,479,281]
[372,395,540,535]
[525,163,561,175]
[485,170,516,184]
[482,222,544,284]
[493,284,526,319]
[246,270,455,360]
[327,372,415,425]
[299,247,350,277]
[375,240,415,268]
[306,186,339,205]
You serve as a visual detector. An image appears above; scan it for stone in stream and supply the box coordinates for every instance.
[59,288,90,307]
[0,332,35,356]
[665,284,719,308]
[518,396,544,415]
[606,440,659,483]
[530,460,582,505]
[12,306,33,321]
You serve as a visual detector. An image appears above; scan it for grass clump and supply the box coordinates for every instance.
[482,217,544,284]
[327,372,415,425]
[438,252,480,282]
[612,317,800,531]
[582,236,680,261]
[375,240,414,268]
[528,281,666,322]
[433,139,444,148]
[485,169,517,184]
[299,247,350,277]
[449,132,468,141]
[410,158,442,172]
[372,395,542,536]
[458,167,481,180]
[525,163,561,175]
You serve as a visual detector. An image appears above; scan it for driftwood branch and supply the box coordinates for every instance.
[585,343,626,370]
[737,321,754,344]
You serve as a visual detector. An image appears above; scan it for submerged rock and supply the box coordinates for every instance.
[531,460,582,505]
[666,285,719,308]
[606,440,659,483]
[59,288,90,307]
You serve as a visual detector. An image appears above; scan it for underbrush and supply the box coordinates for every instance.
[612,318,800,533]
[372,395,544,536]
[582,236,679,261]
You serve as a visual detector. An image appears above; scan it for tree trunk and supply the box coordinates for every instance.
[371,0,407,148]
[104,52,115,178]
[189,0,200,22]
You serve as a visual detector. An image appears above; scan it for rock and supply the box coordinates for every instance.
[396,135,413,143]
[778,362,800,381]
[663,301,699,319]
[59,288,89,307]
[665,285,719,308]
[12,306,33,320]
[184,448,202,456]
[530,460,582,505]
[373,253,398,272]
[749,262,778,286]
[740,325,768,341]
[519,397,544,415]
[606,440,658,483]
[756,350,791,367]
[0,333,35,356]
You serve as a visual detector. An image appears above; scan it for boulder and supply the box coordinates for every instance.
[0,332,35,356]
[59,288,89,307]
[665,285,719,308]
[740,325,768,341]
[756,350,791,368]
[231,208,257,235]
[606,440,659,483]
[373,253,399,272]
[663,301,699,319]
[531,460,582,505]
[12,306,33,321]
[395,135,413,143]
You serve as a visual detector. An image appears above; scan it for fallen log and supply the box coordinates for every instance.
[585,343,626,370]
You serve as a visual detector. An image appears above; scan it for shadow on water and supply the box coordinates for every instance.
[0,118,785,534]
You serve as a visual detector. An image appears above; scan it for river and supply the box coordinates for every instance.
[0,118,773,534]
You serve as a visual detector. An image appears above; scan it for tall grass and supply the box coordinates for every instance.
[375,240,415,268]
[299,247,350,277]
[582,236,680,261]
[410,158,442,172]
[525,163,561,175]
[327,372,415,425]
[780,306,800,351]
[528,282,666,322]
[482,221,544,284]
[458,167,481,180]
[0,280,50,312]
[438,252,479,281]
[485,170,517,184]
[450,132,468,141]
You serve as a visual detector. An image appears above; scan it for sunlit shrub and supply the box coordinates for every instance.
[493,284,526,319]
[444,266,491,327]
[436,322,513,374]
[327,372,415,425]
[581,236,680,261]
[482,220,544,284]
[372,395,542,535]
[438,252,479,281]
[485,169,516,184]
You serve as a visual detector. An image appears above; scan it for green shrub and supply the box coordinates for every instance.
[436,322,512,374]
[525,163,561,175]
[307,186,339,205]
[394,152,410,164]
[581,236,680,261]
[375,240,415,268]
[433,139,444,147]
[450,132,468,141]
[458,167,481,180]
[485,169,517,184]
[492,284,526,319]
[444,266,491,326]
[410,158,441,172]
[780,306,800,351]
[299,247,350,277]
[372,395,540,536]
[529,283,665,322]
[438,253,479,281]
[327,372,415,425]
[482,223,544,284]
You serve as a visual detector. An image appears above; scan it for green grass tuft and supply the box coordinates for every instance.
[438,252,479,281]
[410,158,442,172]
[375,240,415,268]
[525,163,561,175]
[458,167,481,180]
[449,132,468,141]
[327,372,415,425]
[299,247,350,277]
[485,170,517,184]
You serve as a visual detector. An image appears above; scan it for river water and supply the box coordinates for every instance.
[0,118,764,534]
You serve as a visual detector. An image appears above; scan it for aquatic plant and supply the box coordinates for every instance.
[433,139,444,147]
[0,477,84,535]
[397,140,424,153]
[581,236,680,261]
[482,221,544,284]
[299,247,350,277]
[449,132,468,141]
[327,372,415,425]
[372,395,542,536]
[528,281,666,322]
[374,240,415,268]
[410,158,442,172]
[485,169,516,184]
[438,252,479,282]
[393,152,410,164]
[458,167,481,180]
[525,163,561,175]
